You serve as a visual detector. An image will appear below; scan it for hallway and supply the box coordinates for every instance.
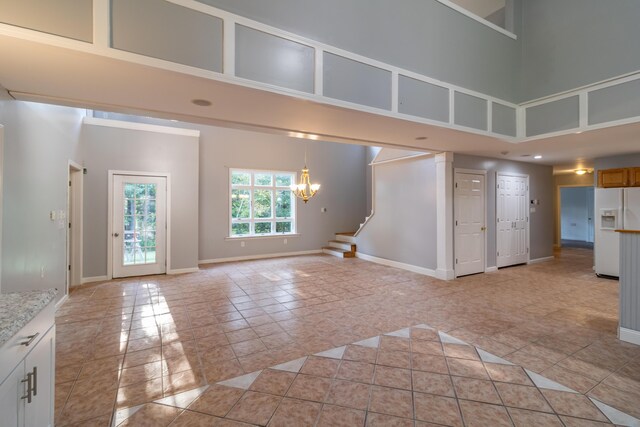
[54,248,640,425]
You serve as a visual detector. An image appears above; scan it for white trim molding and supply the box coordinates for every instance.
[485,266,498,273]
[167,267,199,275]
[619,327,640,346]
[355,252,437,278]
[83,117,200,137]
[435,152,455,280]
[199,250,322,265]
[434,0,517,40]
[81,275,109,284]
[528,256,555,264]
[55,294,69,310]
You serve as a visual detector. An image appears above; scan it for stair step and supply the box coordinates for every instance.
[328,240,356,252]
[335,232,357,243]
[322,247,356,258]
[335,231,356,236]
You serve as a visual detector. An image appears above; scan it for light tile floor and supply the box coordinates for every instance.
[54,248,640,426]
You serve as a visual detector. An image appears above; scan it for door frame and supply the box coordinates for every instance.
[454,168,487,277]
[556,184,594,248]
[107,170,171,280]
[66,161,83,294]
[496,172,530,267]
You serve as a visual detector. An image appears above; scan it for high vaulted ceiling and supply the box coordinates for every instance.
[1,32,638,173]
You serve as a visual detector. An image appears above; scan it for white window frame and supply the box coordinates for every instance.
[435,0,517,40]
[229,168,297,238]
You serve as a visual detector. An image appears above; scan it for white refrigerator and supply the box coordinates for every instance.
[595,187,640,277]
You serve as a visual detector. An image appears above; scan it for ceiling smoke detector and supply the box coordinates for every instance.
[191,99,212,107]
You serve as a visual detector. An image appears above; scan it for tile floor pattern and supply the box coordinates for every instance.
[53,249,640,426]
[113,325,640,426]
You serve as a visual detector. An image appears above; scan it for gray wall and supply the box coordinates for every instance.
[198,127,367,261]
[453,154,554,266]
[196,0,522,102]
[356,156,438,270]
[0,102,84,298]
[520,0,640,101]
[82,125,200,277]
[0,0,93,42]
[111,0,223,72]
[594,153,640,174]
[88,112,368,263]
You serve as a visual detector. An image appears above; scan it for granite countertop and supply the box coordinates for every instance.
[0,289,57,348]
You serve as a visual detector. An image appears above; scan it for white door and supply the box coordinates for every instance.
[455,172,486,277]
[497,173,529,268]
[113,175,167,278]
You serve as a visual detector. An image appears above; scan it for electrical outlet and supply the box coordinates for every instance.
[284,238,288,245]
[240,241,245,248]
[49,211,56,221]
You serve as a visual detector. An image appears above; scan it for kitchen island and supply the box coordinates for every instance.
[0,289,57,427]
[616,229,640,345]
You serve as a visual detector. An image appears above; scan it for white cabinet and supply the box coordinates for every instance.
[0,363,25,426]
[24,327,55,427]
[0,301,55,427]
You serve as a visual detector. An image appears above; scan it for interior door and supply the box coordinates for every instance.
[455,172,485,277]
[113,174,167,278]
[497,173,529,268]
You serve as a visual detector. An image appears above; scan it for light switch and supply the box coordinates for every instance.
[50,211,56,221]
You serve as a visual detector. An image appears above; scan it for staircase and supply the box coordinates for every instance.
[322,232,356,258]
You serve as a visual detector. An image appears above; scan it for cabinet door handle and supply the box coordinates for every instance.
[32,366,38,396]
[21,372,33,403]
[20,332,39,346]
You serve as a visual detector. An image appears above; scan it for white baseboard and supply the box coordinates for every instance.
[81,275,109,284]
[436,268,455,280]
[355,252,438,278]
[619,327,640,345]
[167,267,199,275]
[199,250,322,265]
[55,294,69,309]
[528,256,554,264]
[485,266,498,273]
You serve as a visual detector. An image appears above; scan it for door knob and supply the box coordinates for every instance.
[481,227,486,231]
[113,233,120,237]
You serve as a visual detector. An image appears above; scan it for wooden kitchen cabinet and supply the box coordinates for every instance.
[629,167,640,187]
[598,168,629,188]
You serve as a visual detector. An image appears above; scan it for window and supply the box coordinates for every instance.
[230,169,296,237]
[436,0,516,39]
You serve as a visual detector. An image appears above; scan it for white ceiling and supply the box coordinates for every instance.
[1,34,639,172]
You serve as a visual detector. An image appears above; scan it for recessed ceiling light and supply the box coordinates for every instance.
[534,155,542,159]
[191,99,212,107]
[575,169,588,175]
[415,136,428,140]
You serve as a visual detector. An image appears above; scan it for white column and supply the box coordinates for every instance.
[93,0,110,48]
[435,152,454,280]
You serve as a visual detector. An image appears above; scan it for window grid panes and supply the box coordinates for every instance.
[123,183,157,265]
[230,169,296,237]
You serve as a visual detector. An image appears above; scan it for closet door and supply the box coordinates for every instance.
[497,173,529,268]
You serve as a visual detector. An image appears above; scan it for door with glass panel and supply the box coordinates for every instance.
[112,175,167,278]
